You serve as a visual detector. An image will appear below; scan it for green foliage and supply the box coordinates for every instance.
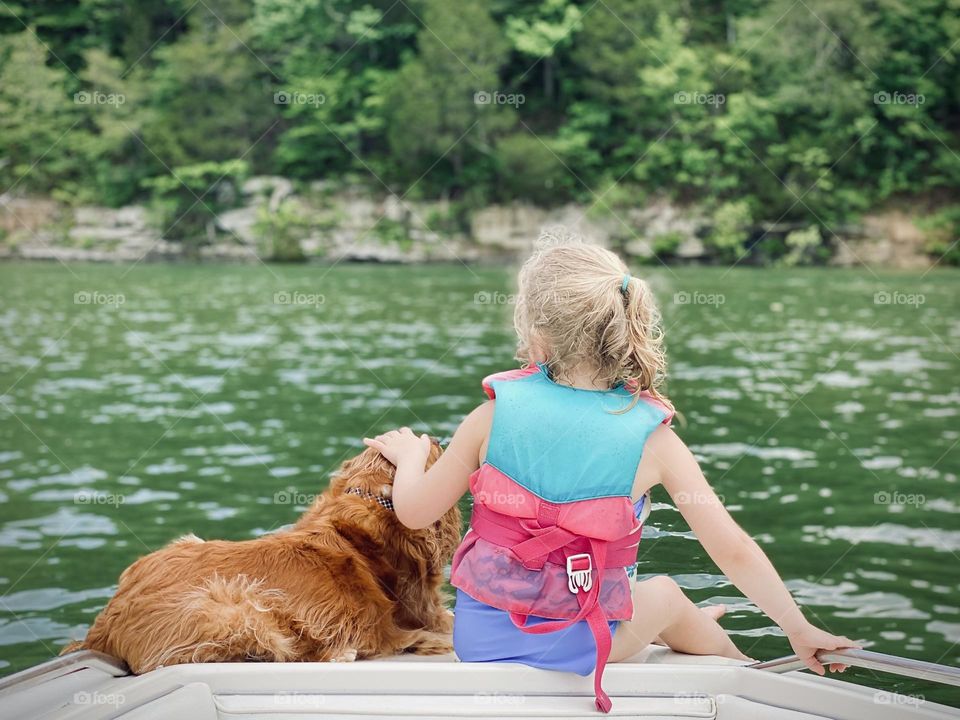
[73,48,152,205]
[143,160,249,246]
[652,232,684,258]
[0,0,957,266]
[254,199,309,261]
[919,205,960,266]
[494,133,573,206]
[781,225,824,267]
[707,200,753,262]
[384,0,512,196]
[0,31,84,195]
[140,5,276,169]
[373,218,412,250]
[504,0,583,100]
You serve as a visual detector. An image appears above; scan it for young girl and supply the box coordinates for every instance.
[364,240,856,712]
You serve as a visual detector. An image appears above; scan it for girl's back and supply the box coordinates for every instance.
[366,236,856,714]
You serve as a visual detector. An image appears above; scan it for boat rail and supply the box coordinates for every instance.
[0,650,129,695]
[751,648,960,687]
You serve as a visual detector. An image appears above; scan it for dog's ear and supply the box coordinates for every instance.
[335,435,441,487]
[331,445,395,493]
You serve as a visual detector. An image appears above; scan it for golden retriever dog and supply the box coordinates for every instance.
[62,442,461,672]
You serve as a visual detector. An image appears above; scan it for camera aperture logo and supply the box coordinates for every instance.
[873,91,924,107]
[74,90,125,107]
[674,490,725,506]
[73,691,126,708]
[274,692,326,708]
[674,91,725,107]
[75,491,125,508]
[274,90,325,107]
[474,490,526,506]
[474,90,525,108]
[874,490,924,508]
[274,489,319,506]
[874,690,924,706]
[673,291,725,307]
[274,291,325,308]
[74,290,125,308]
[474,291,516,305]
[874,290,924,307]
[474,692,525,706]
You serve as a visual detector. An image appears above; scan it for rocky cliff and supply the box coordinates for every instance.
[0,178,936,268]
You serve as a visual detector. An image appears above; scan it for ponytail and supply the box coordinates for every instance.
[514,234,674,415]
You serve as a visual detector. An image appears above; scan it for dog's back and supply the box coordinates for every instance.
[64,445,460,672]
[73,534,302,671]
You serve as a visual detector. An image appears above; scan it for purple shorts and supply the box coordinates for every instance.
[452,588,619,676]
[453,496,643,675]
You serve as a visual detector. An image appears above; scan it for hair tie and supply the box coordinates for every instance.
[620,274,631,293]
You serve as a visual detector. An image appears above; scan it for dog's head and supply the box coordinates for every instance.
[309,440,462,572]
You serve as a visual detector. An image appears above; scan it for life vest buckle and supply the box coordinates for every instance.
[566,553,593,594]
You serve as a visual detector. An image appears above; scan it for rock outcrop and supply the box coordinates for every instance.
[0,182,937,268]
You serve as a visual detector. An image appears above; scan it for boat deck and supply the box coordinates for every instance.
[1,646,956,719]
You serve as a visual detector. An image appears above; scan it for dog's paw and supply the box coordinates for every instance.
[329,648,358,663]
[413,640,453,656]
[407,631,454,656]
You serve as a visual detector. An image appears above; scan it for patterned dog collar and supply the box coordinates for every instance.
[345,487,395,511]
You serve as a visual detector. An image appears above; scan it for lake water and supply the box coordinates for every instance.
[0,261,957,706]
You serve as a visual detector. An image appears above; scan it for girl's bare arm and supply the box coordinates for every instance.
[363,401,493,529]
[636,425,858,673]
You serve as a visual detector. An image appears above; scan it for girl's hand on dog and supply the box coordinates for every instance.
[364,427,432,468]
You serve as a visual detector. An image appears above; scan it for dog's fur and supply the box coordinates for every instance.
[61,443,461,672]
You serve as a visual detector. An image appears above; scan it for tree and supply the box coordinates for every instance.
[504,0,583,100]
[384,0,513,197]
[0,30,83,196]
[138,2,277,169]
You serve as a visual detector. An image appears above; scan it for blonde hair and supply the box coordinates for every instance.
[513,229,673,413]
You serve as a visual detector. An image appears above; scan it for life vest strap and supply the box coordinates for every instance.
[508,539,615,713]
[467,503,638,712]
[470,502,641,570]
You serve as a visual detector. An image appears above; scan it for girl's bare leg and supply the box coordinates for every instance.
[609,576,749,663]
[653,605,725,645]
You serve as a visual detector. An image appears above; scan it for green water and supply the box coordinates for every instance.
[0,262,957,706]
